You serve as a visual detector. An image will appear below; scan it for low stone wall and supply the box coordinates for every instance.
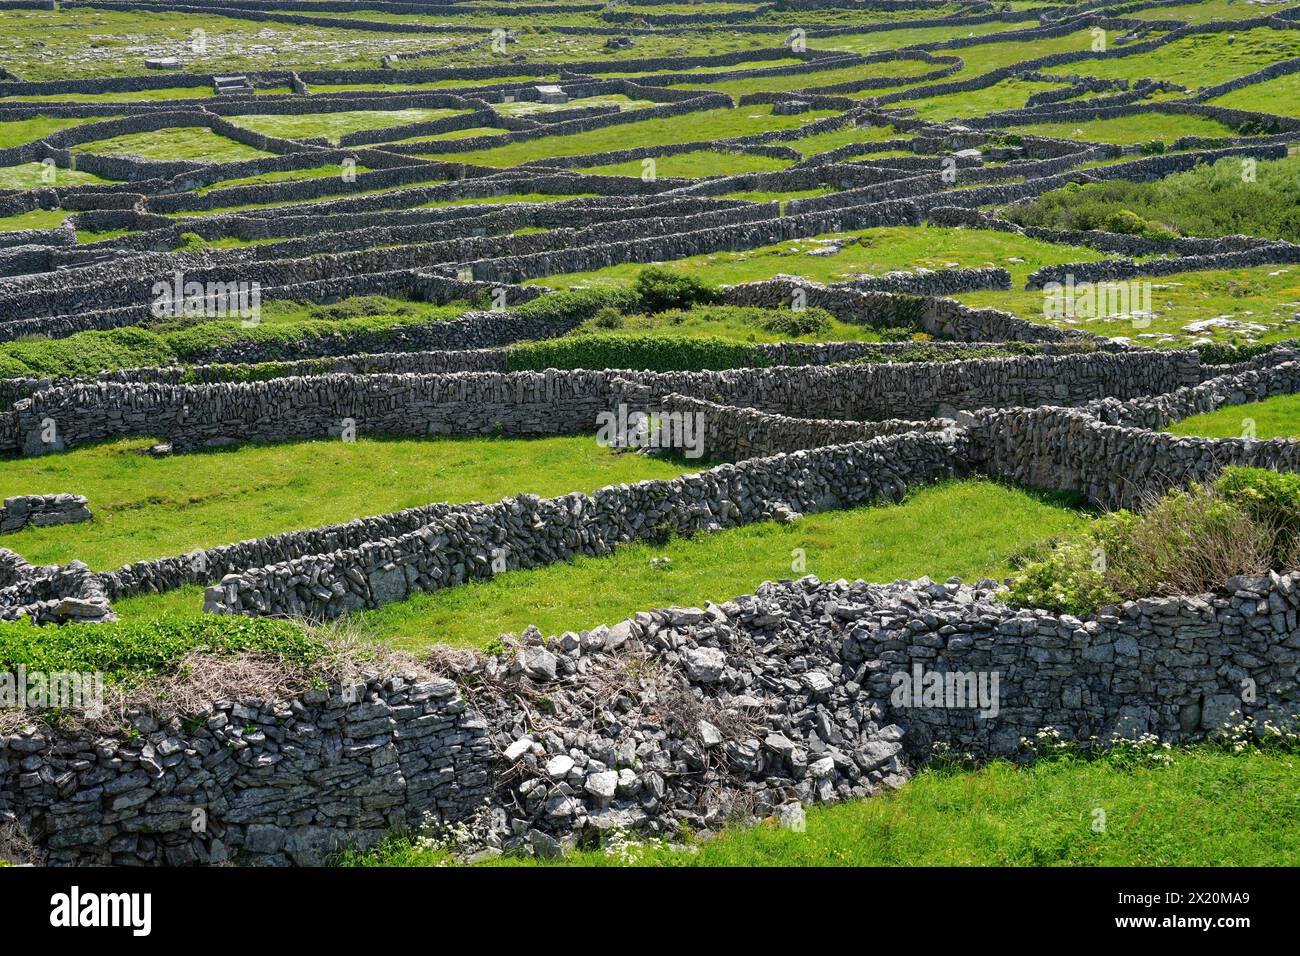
[651,391,954,461]
[0,494,91,534]
[839,266,1010,295]
[1,349,1199,456]
[203,432,963,620]
[965,403,1300,510]
[0,549,112,625]
[722,277,1095,343]
[1088,358,1300,431]
[0,673,493,865]
[5,566,1296,865]
[1028,241,1300,288]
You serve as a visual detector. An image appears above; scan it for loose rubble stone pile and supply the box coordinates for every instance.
[0,494,91,534]
[5,569,1296,864]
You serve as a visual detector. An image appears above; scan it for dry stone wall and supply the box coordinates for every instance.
[5,567,1297,865]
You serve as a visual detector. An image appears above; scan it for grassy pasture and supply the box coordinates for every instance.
[116,479,1090,648]
[349,745,1300,866]
[70,126,274,162]
[1166,393,1300,439]
[426,105,838,167]
[529,225,1106,291]
[0,435,689,572]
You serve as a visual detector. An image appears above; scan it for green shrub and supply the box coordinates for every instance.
[592,306,625,330]
[511,287,640,325]
[1194,340,1284,365]
[1007,481,1279,616]
[1003,541,1119,616]
[1002,154,1300,243]
[506,333,766,372]
[632,266,722,313]
[305,295,415,323]
[1215,466,1300,559]
[758,307,832,337]
[176,231,209,251]
[851,342,1043,364]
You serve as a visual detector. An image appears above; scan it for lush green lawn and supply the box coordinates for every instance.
[1072,27,1300,91]
[1167,393,1300,439]
[812,20,1024,58]
[228,108,466,144]
[894,78,1065,122]
[0,115,114,149]
[0,207,72,232]
[530,225,1105,291]
[118,479,1089,647]
[668,58,939,102]
[787,123,904,157]
[1215,71,1300,117]
[0,162,111,191]
[199,164,371,194]
[71,126,273,162]
[0,86,212,103]
[400,126,510,145]
[429,105,838,167]
[579,150,789,178]
[0,435,689,572]
[345,745,1300,866]
[1007,112,1239,146]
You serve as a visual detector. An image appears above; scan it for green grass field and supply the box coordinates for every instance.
[227,108,466,144]
[117,478,1089,648]
[429,105,838,167]
[958,264,1300,346]
[345,744,1300,866]
[530,225,1105,291]
[1167,393,1300,439]
[5,0,1300,872]
[71,126,273,162]
[0,434,689,571]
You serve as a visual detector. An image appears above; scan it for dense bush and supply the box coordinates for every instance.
[1002,155,1300,242]
[0,616,321,687]
[507,333,767,372]
[1216,467,1300,562]
[511,287,639,325]
[1195,339,1293,366]
[758,307,832,337]
[1006,467,1300,615]
[632,266,722,313]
